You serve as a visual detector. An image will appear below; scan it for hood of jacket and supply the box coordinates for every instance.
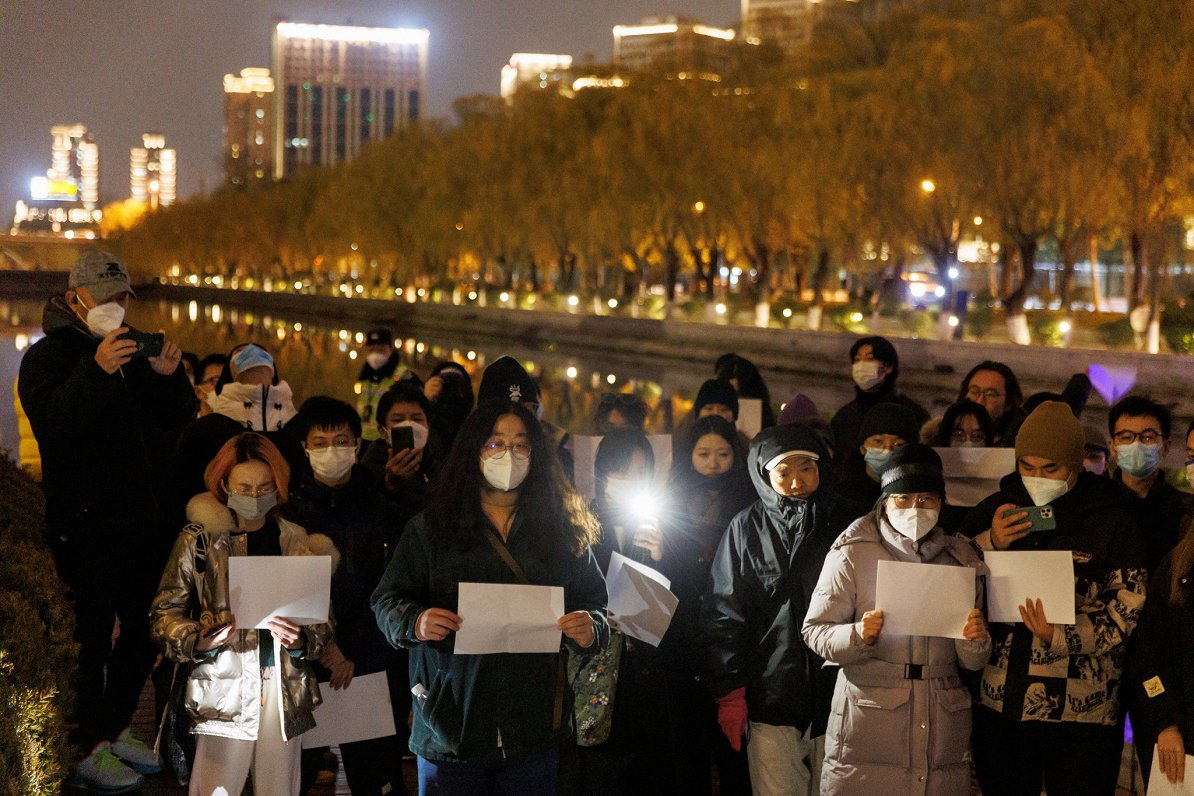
[185,491,340,570]
[42,295,94,338]
[207,380,298,432]
[749,423,833,528]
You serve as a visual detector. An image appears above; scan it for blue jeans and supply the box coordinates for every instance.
[417,746,559,796]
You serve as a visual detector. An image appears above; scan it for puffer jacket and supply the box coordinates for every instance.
[803,511,991,796]
[702,423,842,732]
[150,492,337,742]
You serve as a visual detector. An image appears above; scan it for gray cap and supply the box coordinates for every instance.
[69,251,135,302]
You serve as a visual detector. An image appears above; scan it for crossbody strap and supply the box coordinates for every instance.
[482,526,567,731]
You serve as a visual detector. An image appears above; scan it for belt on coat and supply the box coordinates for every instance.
[850,658,957,684]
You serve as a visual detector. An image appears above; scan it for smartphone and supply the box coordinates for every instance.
[119,326,164,358]
[1001,505,1056,532]
[390,425,415,451]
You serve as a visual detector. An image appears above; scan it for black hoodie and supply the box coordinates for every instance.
[701,423,843,731]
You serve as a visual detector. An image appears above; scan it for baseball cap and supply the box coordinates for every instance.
[69,251,135,302]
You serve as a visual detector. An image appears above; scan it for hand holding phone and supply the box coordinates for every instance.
[1000,505,1056,533]
[118,326,165,358]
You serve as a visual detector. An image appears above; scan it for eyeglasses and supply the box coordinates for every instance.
[888,494,942,509]
[307,437,358,450]
[950,429,987,444]
[966,387,1004,401]
[1112,430,1164,446]
[227,483,277,497]
[482,440,531,459]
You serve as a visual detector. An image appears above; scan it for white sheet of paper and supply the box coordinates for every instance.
[228,556,331,628]
[453,582,564,654]
[984,550,1077,625]
[873,560,974,639]
[737,399,763,439]
[302,671,396,748]
[934,447,1016,507]
[606,551,678,647]
[1147,746,1194,796]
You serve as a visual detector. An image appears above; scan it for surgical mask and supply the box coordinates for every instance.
[852,360,884,391]
[365,352,390,371]
[80,297,126,337]
[1116,441,1162,479]
[887,507,939,541]
[308,446,356,483]
[226,491,277,521]
[604,476,633,507]
[481,451,530,492]
[1022,475,1071,507]
[392,420,429,451]
[863,446,892,474]
[1186,458,1194,490]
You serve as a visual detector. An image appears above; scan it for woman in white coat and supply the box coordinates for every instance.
[802,444,990,795]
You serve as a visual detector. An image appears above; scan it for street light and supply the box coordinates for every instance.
[920,179,936,194]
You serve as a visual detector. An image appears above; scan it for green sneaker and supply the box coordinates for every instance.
[70,742,145,793]
[110,728,162,775]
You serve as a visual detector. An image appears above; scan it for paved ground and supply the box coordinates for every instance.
[66,677,1147,795]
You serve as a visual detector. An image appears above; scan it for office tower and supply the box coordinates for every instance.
[130,133,176,208]
[271,21,429,179]
[612,17,736,75]
[223,67,275,187]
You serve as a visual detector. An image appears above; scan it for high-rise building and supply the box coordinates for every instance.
[223,67,275,187]
[271,21,429,180]
[130,133,176,208]
[500,53,574,101]
[740,0,819,56]
[612,17,736,75]
[12,124,102,234]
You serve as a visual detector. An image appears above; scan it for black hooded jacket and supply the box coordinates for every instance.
[702,423,842,731]
[18,296,195,553]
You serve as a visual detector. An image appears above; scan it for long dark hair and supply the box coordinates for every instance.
[959,361,1023,414]
[424,400,599,555]
[935,400,994,447]
[671,415,747,485]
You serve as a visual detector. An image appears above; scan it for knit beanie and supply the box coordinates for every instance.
[880,443,946,497]
[777,393,819,426]
[1016,400,1084,473]
[857,402,920,446]
[477,355,539,406]
[694,379,740,420]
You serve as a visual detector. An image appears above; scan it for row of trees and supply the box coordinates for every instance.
[112,0,1194,344]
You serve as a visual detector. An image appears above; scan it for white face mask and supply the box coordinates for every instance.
[481,451,530,492]
[852,360,884,391]
[1022,474,1071,507]
[604,475,633,506]
[80,297,126,337]
[365,352,390,371]
[392,420,429,451]
[307,446,356,484]
[886,507,939,541]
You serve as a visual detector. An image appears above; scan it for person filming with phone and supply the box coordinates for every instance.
[959,401,1148,795]
[18,250,195,792]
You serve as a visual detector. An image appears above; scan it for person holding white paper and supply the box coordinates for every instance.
[803,444,990,795]
[371,399,608,794]
[1130,528,1194,788]
[958,401,1149,796]
[703,423,845,796]
[151,432,336,796]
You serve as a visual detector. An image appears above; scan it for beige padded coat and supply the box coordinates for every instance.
[150,492,337,742]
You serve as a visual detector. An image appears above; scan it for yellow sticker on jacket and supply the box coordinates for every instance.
[1143,676,1165,698]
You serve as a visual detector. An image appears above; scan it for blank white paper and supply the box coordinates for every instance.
[874,559,975,639]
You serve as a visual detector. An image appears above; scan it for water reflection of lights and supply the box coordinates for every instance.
[276,328,286,341]
[188,301,198,322]
[211,304,222,323]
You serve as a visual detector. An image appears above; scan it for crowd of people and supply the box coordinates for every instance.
[17,251,1194,796]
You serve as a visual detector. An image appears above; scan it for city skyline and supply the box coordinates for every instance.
[0,0,737,218]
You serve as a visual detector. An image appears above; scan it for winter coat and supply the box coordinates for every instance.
[802,512,991,796]
[284,467,404,675]
[1112,468,1193,572]
[1131,547,1194,768]
[150,493,337,742]
[830,383,928,458]
[958,471,1148,726]
[371,512,609,762]
[702,423,841,732]
[354,352,403,441]
[17,296,195,552]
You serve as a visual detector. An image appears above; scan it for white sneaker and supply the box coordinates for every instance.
[70,742,145,793]
[110,728,162,775]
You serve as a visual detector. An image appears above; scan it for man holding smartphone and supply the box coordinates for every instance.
[18,251,195,792]
[959,401,1148,795]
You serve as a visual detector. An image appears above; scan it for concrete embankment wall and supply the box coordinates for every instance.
[147,284,1194,417]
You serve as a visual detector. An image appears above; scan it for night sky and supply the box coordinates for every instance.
[0,0,737,218]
